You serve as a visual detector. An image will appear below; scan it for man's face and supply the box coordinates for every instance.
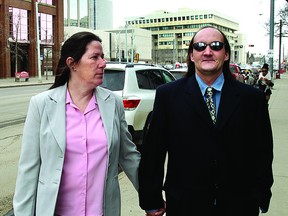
[190,28,229,78]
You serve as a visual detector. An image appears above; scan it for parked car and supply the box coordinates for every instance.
[229,63,245,83]
[101,62,176,146]
[169,67,187,79]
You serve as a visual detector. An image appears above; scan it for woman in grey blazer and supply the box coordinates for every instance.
[13,32,140,216]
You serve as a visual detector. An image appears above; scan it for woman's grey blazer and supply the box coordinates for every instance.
[13,84,141,216]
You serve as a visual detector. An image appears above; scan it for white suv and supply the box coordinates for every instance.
[101,62,176,147]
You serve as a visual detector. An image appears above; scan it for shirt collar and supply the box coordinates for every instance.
[195,72,225,96]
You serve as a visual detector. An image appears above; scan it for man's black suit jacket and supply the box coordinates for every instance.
[139,74,273,215]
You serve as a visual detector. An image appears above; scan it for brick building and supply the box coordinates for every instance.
[0,0,64,78]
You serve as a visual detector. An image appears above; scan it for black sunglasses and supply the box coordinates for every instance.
[192,41,225,52]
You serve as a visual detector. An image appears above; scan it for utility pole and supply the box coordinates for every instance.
[269,0,275,77]
[278,19,282,73]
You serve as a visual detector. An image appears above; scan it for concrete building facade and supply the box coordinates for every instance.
[64,0,113,30]
[65,26,152,63]
[125,8,247,65]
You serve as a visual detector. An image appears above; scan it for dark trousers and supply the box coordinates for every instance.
[165,192,259,216]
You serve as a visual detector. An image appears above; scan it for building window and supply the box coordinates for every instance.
[184,32,194,37]
[39,13,53,44]
[9,8,28,41]
[38,0,53,5]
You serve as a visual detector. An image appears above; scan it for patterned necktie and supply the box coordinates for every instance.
[205,87,217,124]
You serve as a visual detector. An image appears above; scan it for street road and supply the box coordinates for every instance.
[0,85,49,215]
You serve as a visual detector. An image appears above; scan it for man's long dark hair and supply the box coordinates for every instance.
[185,26,233,80]
[49,32,102,89]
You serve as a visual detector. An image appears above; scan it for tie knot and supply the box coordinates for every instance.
[206,87,214,97]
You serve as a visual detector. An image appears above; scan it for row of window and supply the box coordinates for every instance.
[159,32,194,38]
[8,7,53,43]
[158,40,191,46]
[127,14,214,25]
[144,23,213,32]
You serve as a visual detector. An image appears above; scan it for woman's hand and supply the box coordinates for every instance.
[145,207,166,216]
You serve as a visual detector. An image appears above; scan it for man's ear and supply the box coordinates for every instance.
[189,52,194,62]
[225,52,229,61]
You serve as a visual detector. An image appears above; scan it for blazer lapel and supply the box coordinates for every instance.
[95,87,115,150]
[46,85,67,153]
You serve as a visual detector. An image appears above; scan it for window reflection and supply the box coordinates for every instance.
[40,13,53,44]
[9,8,28,41]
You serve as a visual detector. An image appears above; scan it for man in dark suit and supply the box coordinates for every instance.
[138,26,273,216]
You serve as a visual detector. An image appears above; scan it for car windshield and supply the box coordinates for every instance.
[101,70,125,91]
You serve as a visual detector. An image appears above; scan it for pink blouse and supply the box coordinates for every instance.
[55,90,108,216]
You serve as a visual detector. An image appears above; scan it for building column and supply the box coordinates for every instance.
[52,0,64,75]
[0,1,11,78]
[27,0,38,77]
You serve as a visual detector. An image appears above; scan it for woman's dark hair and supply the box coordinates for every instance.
[262,63,269,70]
[50,31,102,89]
[185,26,233,80]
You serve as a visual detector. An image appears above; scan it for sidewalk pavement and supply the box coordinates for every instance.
[2,74,288,215]
[0,76,54,88]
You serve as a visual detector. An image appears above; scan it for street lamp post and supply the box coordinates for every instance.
[125,24,128,63]
[35,2,42,82]
[118,31,121,62]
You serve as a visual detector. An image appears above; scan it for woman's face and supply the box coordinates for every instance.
[262,68,268,76]
[71,40,106,88]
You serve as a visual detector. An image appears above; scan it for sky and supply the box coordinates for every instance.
[113,0,287,57]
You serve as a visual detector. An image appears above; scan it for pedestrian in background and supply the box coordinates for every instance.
[257,63,273,104]
[13,31,140,216]
[138,26,273,216]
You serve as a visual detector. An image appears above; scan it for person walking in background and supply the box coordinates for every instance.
[138,26,273,216]
[13,31,140,216]
[257,63,273,104]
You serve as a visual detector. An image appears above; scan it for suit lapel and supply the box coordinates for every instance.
[95,87,114,149]
[216,80,242,129]
[46,85,67,153]
[184,75,214,125]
